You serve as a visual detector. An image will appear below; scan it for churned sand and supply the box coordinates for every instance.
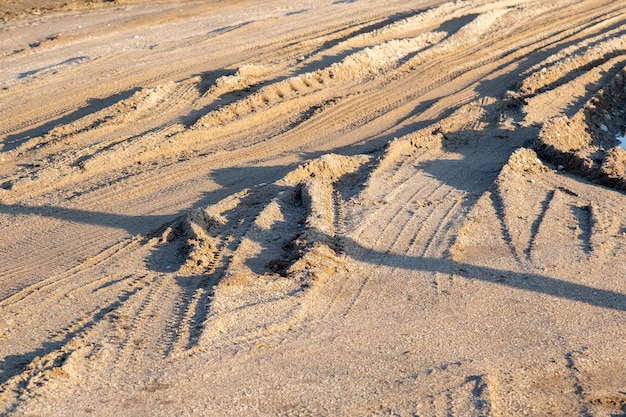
[1,0,626,415]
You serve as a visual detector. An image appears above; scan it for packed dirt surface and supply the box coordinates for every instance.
[1,0,626,415]
[0,0,133,22]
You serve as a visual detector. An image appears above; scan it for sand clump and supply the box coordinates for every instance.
[533,68,626,189]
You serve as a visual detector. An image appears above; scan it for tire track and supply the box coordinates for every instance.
[2,1,626,414]
[0,235,143,309]
[0,51,138,139]
[106,273,174,373]
[341,184,464,317]
[0,0,600,159]
[169,223,247,354]
[331,189,348,255]
[336,167,451,318]
[317,148,443,320]
[409,193,466,259]
[0,283,145,413]
[1,0,600,312]
[1,1,561,207]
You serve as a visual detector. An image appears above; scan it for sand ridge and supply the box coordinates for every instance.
[1,0,626,415]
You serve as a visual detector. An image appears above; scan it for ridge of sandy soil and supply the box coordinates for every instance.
[1,0,626,415]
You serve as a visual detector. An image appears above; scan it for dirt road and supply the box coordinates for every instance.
[1,0,626,415]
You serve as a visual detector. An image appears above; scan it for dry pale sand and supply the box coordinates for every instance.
[1,0,626,415]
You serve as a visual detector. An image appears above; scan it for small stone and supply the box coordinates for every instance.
[557,165,565,170]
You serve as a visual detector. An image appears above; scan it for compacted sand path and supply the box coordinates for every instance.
[1,0,626,415]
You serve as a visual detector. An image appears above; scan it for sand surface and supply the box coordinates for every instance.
[1,0,626,415]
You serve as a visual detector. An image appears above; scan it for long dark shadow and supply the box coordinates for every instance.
[1,88,141,152]
[341,235,626,312]
[0,203,173,235]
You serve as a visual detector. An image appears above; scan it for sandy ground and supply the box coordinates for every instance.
[1,0,626,415]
